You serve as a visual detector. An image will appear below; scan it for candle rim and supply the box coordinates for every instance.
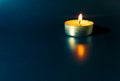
[65,19,94,27]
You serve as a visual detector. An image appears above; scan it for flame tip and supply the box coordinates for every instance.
[78,13,83,23]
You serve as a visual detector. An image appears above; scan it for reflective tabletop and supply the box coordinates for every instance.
[0,0,120,81]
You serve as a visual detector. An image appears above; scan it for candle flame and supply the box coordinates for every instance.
[78,13,83,24]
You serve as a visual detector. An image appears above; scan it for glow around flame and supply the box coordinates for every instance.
[78,13,83,23]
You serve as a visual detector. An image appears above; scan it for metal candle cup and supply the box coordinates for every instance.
[64,14,94,37]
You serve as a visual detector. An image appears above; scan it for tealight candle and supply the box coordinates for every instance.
[64,14,94,37]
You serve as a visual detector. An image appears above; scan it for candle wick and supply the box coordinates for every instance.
[79,20,81,24]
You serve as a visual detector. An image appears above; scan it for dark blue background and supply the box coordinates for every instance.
[0,0,120,81]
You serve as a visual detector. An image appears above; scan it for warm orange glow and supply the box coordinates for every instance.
[75,44,87,61]
[77,45,85,57]
[78,13,83,24]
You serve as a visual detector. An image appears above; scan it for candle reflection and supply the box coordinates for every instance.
[75,44,88,62]
[68,37,76,51]
[66,37,92,63]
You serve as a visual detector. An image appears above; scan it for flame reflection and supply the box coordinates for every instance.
[66,37,92,63]
[75,44,88,62]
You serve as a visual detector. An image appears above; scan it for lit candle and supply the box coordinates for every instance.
[64,14,94,37]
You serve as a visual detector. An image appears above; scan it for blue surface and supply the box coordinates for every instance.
[0,0,120,81]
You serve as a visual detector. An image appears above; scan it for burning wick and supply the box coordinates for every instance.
[78,13,82,24]
[79,20,81,24]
